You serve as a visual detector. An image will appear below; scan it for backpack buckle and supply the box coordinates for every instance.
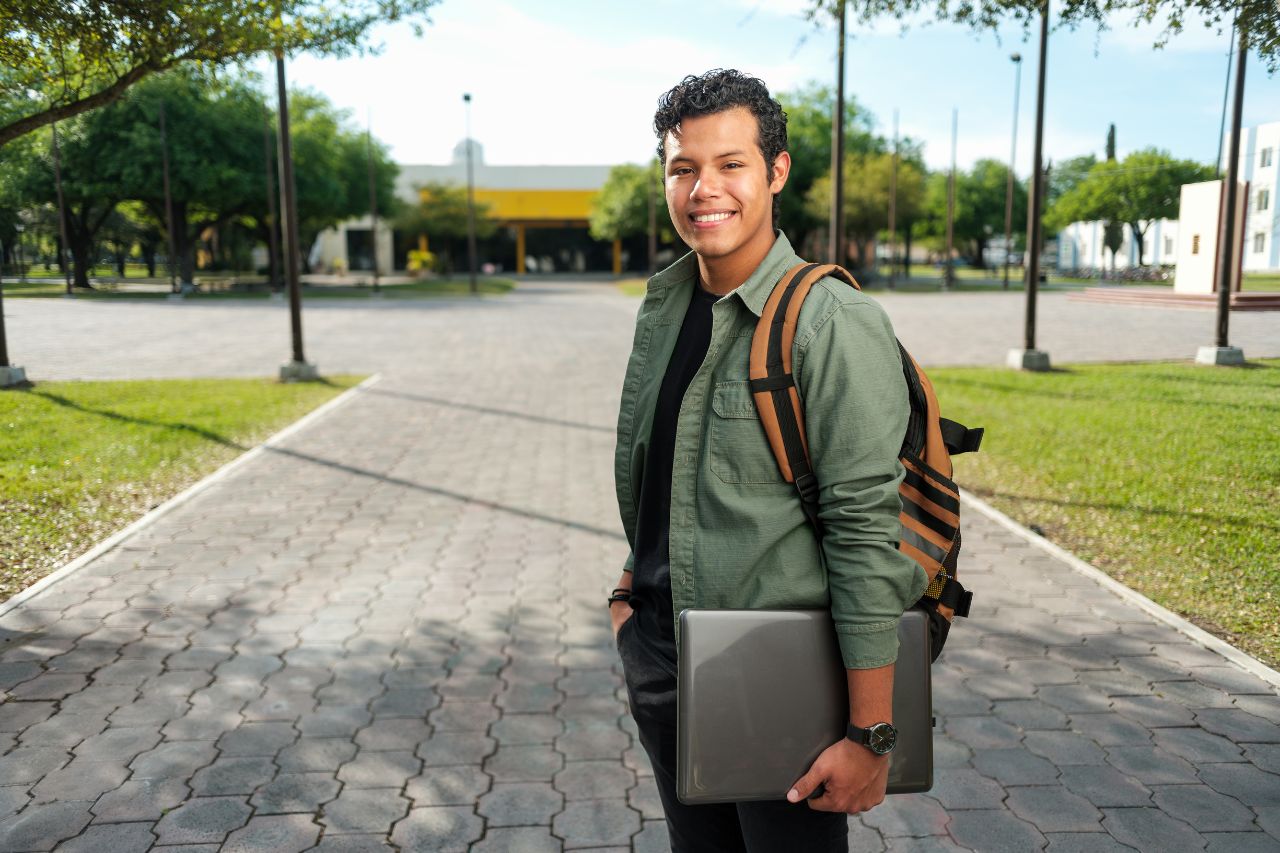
[794,472,820,504]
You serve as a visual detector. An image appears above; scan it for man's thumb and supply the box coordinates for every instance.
[787,765,824,803]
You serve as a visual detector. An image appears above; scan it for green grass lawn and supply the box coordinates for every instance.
[1,376,363,602]
[1243,273,1280,292]
[931,360,1280,667]
[3,277,515,299]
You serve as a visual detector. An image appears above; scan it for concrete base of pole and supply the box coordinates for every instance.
[1195,346,1245,366]
[279,360,319,382]
[1007,349,1051,371]
[0,365,29,387]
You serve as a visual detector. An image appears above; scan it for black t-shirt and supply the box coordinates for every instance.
[629,280,718,668]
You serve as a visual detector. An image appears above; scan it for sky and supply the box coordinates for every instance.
[251,0,1280,178]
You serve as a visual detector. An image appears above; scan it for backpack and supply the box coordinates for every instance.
[748,261,982,658]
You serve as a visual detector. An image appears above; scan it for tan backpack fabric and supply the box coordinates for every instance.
[748,262,982,650]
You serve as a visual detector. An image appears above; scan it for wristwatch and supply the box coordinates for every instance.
[846,721,898,755]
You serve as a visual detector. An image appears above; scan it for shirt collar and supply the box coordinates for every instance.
[645,231,801,318]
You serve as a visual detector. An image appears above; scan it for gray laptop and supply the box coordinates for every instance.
[676,608,933,805]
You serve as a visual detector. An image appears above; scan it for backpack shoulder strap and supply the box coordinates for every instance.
[748,261,860,532]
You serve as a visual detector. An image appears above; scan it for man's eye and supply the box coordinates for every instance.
[724,162,743,169]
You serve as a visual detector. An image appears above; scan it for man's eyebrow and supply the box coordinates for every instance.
[668,150,748,164]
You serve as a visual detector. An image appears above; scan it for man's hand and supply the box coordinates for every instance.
[786,737,889,814]
[610,601,633,640]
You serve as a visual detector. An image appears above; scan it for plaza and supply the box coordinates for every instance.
[1,284,1277,851]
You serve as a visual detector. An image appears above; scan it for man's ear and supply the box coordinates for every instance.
[769,150,791,194]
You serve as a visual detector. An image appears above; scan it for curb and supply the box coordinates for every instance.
[960,488,1280,691]
[0,373,383,618]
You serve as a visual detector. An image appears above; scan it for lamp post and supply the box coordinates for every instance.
[1009,0,1051,372]
[829,0,847,265]
[944,108,957,291]
[1003,52,1023,290]
[51,122,73,295]
[275,48,317,381]
[1198,24,1247,366]
[887,109,898,289]
[463,93,478,295]
[366,115,381,294]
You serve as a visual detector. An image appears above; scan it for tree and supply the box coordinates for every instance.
[802,0,1279,71]
[804,151,926,271]
[395,182,495,271]
[1049,148,1213,266]
[589,162,673,244]
[919,159,1027,268]
[0,0,440,148]
[777,83,885,255]
[1047,154,1099,213]
[275,91,400,269]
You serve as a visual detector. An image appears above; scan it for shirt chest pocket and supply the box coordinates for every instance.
[709,380,787,485]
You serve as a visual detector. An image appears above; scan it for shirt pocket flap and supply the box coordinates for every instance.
[711,381,758,419]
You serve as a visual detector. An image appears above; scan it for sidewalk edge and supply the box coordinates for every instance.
[960,488,1280,691]
[0,373,383,618]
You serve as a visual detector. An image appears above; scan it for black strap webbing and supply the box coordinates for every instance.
[937,576,973,618]
[939,418,984,455]
[749,374,795,394]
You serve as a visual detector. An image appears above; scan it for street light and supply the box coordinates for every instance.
[463,93,478,295]
[829,0,847,265]
[1003,52,1023,290]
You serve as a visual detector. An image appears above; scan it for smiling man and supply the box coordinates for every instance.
[609,70,926,851]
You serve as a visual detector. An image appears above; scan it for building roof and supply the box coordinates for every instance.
[393,139,614,203]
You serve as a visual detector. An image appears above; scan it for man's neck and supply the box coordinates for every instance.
[696,229,778,296]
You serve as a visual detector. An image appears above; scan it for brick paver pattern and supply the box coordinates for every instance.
[1,282,1278,851]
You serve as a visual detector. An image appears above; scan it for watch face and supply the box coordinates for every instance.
[867,723,897,755]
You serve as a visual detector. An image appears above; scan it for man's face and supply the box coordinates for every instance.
[663,107,789,263]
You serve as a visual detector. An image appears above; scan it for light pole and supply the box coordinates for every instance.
[1003,52,1023,290]
[648,160,658,275]
[829,0,847,265]
[366,114,381,294]
[888,109,898,289]
[158,102,180,295]
[944,108,957,290]
[463,93,478,295]
[275,48,317,381]
[50,122,73,295]
[1199,24,1247,366]
[1009,0,1051,372]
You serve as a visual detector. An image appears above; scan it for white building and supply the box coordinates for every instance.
[1057,218,1179,273]
[1226,120,1280,272]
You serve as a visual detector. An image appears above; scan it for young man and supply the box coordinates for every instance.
[610,69,927,852]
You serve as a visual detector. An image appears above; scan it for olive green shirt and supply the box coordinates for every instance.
[614,232,927,669]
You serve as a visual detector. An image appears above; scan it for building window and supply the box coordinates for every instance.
[1259,189,1271,212]
[1262,148,1274,168]
[1256,233,1267,253]
[1192,234,1200,255]
[1164,237,1173,255]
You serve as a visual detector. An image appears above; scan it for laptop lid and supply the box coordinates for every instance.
[676,608,933,805]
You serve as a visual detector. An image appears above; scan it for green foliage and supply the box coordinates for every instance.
[933,360,1280,668]
[1046,154,1099,216]
[395,182,496,242]
[776,83,886,245]
[804,151,926,267]
[0,0,440,147]
[919,158,1026,267]
[588,161,672,243]
[0,376,362,600]
[1047,148,1214,264]
[803,0,1277,71]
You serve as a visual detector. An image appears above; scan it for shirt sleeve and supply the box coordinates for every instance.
[795,298,928,669]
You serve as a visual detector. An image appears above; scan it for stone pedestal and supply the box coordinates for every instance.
[0,365,29,387]
[279,360,320,382]
[1195,346,1245,366]
[1007,349,1052,371]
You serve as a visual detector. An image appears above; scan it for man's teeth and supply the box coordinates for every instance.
[693,212,733,222]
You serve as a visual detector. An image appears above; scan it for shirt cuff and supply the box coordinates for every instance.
[835,619,900,669]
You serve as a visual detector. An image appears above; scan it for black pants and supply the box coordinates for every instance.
[617,617,849,853]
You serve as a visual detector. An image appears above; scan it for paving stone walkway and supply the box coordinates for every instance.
[1,282,1278,851]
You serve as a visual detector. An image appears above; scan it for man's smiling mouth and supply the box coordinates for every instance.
[692,212,736,223]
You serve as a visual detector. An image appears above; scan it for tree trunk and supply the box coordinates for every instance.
[115,246,126,277]
[1131,222,1147,267]
[903,225,913,279]
[975,236,988,270]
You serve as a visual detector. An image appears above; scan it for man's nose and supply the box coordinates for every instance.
[691,168,722,201]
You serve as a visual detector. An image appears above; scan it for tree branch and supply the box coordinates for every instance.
[0,59,171,149]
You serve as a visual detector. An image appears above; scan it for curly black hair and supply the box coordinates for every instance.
[654,69,788,226]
